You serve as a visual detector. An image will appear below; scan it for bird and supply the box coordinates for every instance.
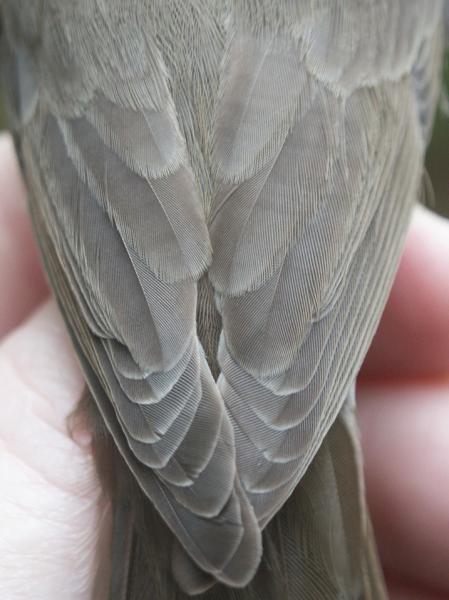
[0,1,445,598]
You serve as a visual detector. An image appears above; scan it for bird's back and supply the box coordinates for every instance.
[1,1,445,596]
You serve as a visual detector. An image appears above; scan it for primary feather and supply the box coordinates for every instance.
[1,0,445,596]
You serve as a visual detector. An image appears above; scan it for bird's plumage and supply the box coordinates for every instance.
[1,0,445,597]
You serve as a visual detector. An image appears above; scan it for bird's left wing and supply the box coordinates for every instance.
[1,0,261,588]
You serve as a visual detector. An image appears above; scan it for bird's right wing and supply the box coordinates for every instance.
[209,0,444,527]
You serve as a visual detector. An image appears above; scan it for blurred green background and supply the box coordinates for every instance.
[426,51,449,217]
[0,54,448,216]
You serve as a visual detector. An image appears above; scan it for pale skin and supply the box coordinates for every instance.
[0,134,448,600]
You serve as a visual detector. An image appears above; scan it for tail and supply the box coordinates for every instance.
[77,389,387,600]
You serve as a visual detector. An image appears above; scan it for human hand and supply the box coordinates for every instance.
[0,134,110,600]
[0,133,447,599]
[359,206,449,599]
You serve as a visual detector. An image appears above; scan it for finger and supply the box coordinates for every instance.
[0,134,48,340]
[0,299,110,599]
[361,206,449,379]
[358,379,449,594]
[387,574,449,600]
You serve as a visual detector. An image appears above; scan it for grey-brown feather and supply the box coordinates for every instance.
[1,0,445,596]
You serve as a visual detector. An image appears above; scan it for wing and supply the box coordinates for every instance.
[209,1,444,526]
[1,0,261,587]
